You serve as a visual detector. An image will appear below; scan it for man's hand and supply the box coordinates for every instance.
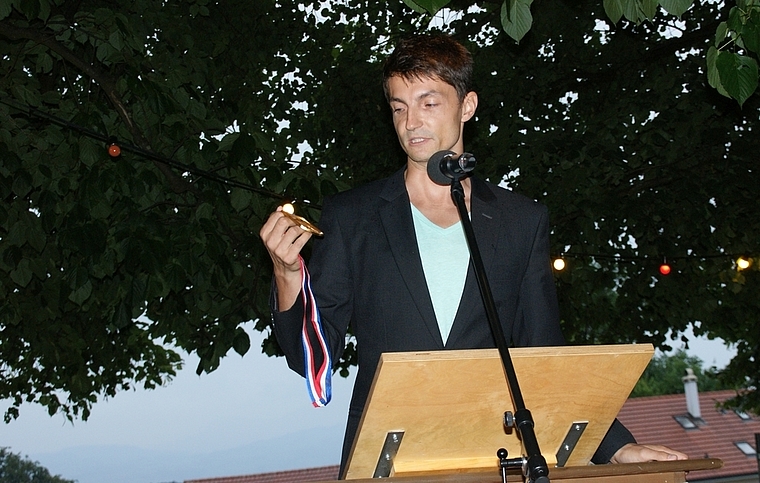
[610,443,689,464]
[259,206,313,311]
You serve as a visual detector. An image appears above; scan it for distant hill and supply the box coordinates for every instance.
[29,424,343,483]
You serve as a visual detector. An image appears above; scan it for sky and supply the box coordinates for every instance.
[2,327,736,483]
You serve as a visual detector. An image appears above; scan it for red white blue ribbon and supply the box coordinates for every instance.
[299,255,332,407]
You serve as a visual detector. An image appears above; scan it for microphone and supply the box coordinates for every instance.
[427,150,476,185]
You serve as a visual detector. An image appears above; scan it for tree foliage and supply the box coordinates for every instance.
[408,0,760,105]
[631,350,729,397]
[0,447,75,483]
[1,0,758,421]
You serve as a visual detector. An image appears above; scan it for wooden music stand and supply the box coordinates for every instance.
[343,344,656,480]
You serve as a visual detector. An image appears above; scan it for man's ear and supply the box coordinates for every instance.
[461,91,478,122]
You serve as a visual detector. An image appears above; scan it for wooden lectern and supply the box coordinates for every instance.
[336,344,722,482]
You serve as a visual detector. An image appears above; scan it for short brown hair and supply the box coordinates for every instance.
[382,33,473,102]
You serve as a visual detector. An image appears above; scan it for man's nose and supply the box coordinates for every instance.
[405,108,422,131]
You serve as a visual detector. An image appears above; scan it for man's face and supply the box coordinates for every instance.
[387,75,476,167]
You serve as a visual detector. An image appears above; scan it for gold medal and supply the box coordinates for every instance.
[281,203,323,236]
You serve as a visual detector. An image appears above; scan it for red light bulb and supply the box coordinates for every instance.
[659,263,671,275]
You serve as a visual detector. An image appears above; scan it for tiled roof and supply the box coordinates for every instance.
[617,389,760,481]
[184,465,339,483]
[188,391,758,483]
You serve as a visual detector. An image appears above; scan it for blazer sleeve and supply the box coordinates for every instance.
[270,196,351,377]
[270,287,308,377]
[592,419,636,464]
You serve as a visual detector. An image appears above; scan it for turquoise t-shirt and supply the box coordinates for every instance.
[410,204,470,344]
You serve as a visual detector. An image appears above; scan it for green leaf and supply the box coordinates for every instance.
[195,202,214,220]
[232,329,250,356]
[25,216,46,253]
[715,21,728,48]
[706,46,730,98]
[216,132,240,152]
[36,52,53,73]
[10,259,33,287]
[230,188,252,212]
[11,172,31,198]
[38,0,51,21]
[641,0,659,20]
[0,0,12,20]
[726,6,743,36]
[251,132,274,152]
[15,0,39,20]
[96,42,116,64]
[604,0,625,24]
[11,84,41,107]
[186,99,207,121]
[69,279,93,305]
[659,0,693,17]
[716,50,759,106]
[78,137,101,167]
[623,0,644,23]
[501,0,534,43]
[108,30,123,51]
[401,0,427,14]
[430,0,452,11]
[90,200,112,219]
[743,7,760,54]
[403,0,451,15]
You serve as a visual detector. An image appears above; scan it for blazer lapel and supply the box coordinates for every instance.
[378,168,444,347]
[446,177,500,346]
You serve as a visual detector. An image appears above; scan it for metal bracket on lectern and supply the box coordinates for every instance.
[555,421,588,467]
[373,431,404,478]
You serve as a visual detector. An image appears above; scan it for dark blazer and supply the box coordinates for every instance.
[272,168,633,473]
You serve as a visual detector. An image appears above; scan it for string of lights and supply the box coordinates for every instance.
[550,253,755,275]
[0,95,318,209]
[3,96,755,274]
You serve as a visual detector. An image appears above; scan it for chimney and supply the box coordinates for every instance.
[682,368,701,419]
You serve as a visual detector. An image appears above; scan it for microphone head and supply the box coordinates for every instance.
[427,150,456,185]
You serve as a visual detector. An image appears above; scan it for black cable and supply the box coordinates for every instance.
[0,94,321,210]
[556,253,753,262]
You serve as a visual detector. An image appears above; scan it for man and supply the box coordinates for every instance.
[260,33,686,476]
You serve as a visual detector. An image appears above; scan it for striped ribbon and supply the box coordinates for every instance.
[299,255,332,407]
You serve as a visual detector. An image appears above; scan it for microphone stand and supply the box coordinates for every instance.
[449,176,550,483]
